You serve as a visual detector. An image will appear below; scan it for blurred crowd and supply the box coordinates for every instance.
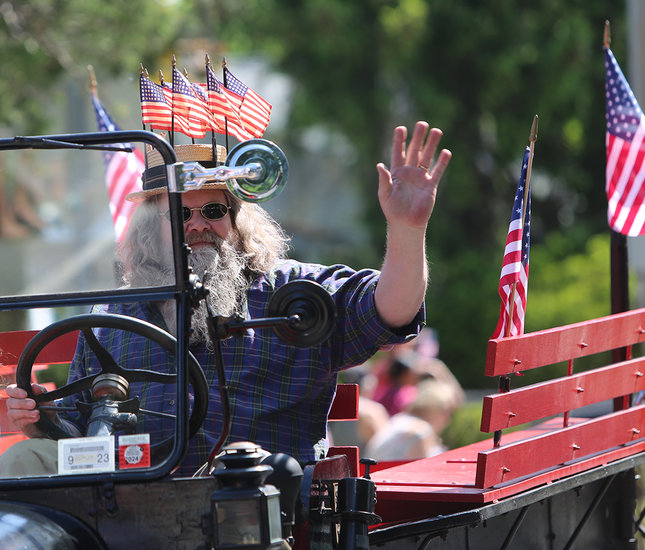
[328,328,465,462]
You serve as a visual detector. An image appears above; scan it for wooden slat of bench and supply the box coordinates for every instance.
[328,446,359,477]
[475,404,645,488]
[328,383,358,421]
[485,307,645,376]
[0,329,79,369]
[481,357,645,431]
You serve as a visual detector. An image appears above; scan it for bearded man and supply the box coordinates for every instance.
[4,121,451,476]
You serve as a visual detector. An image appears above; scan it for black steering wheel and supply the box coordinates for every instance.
[15,313,209,445]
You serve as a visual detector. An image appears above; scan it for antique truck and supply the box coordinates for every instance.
[0,131,642,549]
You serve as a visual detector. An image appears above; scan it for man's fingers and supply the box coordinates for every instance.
[390,126,408,169]
[4,384,27,399]
[6,399,40,431]
[418,128,444,170]
[406,121,430,166]
[31,383,48,396]
[429,149,452,183]
[390,122,446,172]
[6,383,40,414]
[376,162,393,198]
[7,395,38,412]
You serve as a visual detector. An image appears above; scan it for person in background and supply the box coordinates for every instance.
[365,377,462,461]
[370,327,463,417]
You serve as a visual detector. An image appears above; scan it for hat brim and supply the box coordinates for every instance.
[126,143,228,202]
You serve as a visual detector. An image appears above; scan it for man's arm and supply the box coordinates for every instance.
[374,122,452,328]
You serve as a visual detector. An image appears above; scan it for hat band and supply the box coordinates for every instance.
[142,159,223,191]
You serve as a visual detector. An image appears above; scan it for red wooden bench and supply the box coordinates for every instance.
[0,329,78,447]
[371,307,645,523]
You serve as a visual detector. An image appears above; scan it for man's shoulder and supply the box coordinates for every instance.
[256,259,317,284]
[89,302,155,318]
[257,260,375,287]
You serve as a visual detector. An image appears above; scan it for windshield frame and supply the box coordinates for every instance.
[0,131,198,488]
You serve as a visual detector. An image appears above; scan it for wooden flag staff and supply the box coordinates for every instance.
[222,57,230,154]
[206,54,219,163]
[604,20,631,412]
[503,115,538,339]
[170,54,177,147]
[88,65,98,100]
[494,115,538,448]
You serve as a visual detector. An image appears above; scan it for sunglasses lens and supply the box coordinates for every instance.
[201,203,229,220]
[166,203,229,222]
[182,207,193,222]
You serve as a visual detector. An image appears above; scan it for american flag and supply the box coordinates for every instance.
[492,147,531,339]
[605,47,645,236]
[140,73,193,136]
[91,94,144,242]
[171,67,213,138]
[205,64,253,141]
[223,67,272,138]
[140,74,173,131]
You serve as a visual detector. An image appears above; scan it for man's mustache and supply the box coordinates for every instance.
[185,232,224,248]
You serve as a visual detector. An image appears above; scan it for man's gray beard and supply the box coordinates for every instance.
[154,238,250,346]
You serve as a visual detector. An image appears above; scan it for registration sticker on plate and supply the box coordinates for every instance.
[118,433,151,469]
[58,435,115,475]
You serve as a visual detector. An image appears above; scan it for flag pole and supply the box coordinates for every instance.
[494,115,538,448]
[503,115,538,339]
[603,19,611,50]
[88,65,98,100]
[139,65,150,171]
[183,67,197,145]
[604,20,631,411]
[222,57,230,153]
[206,54,218,162]
[139,64,148,131]
[158,68,166,143]
[170,54,176,147]
[524,115,538,223]
[604,20,629,316]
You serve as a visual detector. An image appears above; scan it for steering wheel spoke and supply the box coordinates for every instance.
[33,375,98,403]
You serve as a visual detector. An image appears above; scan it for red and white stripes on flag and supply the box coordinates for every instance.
[140,74,173,131]
[223,67,272,138]
[205,64,254,142]
[605,47,645,236]
[492,147,531,339]
[171,67,214,139]
[140,73,195,136]
[91,95,144,242]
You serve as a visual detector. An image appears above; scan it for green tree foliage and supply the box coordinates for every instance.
[441,401,487,450]
[0,1,629,387]
[199,0,625,387]
[528,232,612,330]
[0,0,183,133]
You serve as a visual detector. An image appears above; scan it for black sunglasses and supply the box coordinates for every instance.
[163,202,231,223]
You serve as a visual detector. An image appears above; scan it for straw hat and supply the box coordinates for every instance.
[126,143,227,202]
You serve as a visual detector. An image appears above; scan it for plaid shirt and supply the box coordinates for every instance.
[61,260,424,476]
